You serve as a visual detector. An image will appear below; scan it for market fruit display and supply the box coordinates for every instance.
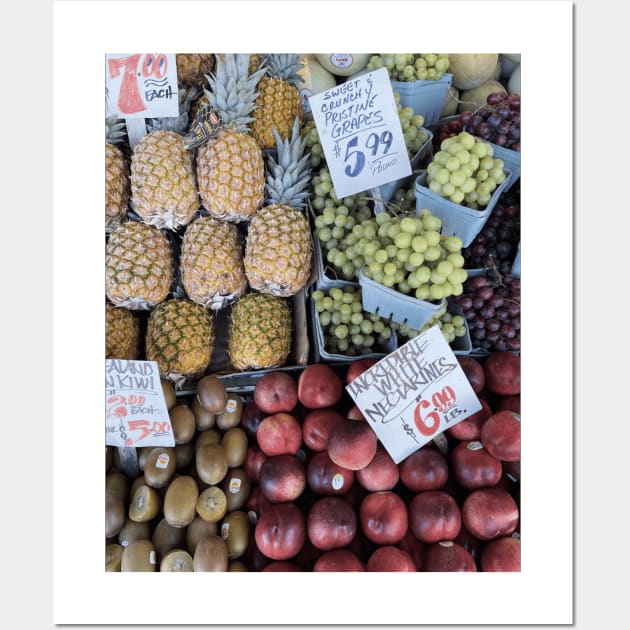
[105,52,521,572]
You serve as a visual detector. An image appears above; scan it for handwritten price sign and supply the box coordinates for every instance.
[105,53,179,119]
[346,326,482,463]
[105,359,174,447]
[309,67,411,198]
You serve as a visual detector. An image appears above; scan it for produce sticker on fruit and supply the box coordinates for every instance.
[345,326,482,463]
[105,54,179,119]
[105,359,174,447]
[309,67,411,198]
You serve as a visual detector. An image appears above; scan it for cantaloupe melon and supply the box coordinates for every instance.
[440,85,460,118]
[508,64,521,95]
[449,54,499,90]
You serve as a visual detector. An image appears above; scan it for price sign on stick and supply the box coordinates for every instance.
[105,360,174,447]
[106,53,179,119]
[345,326,482,464]
[309,67,411,198]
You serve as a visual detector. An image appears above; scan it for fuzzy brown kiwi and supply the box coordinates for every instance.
[106,543,124,571]
[216,393,244,430]
[163,475,199,528]
[196,375,228,414]
[121,539,158,572]
[143,447,177,488]
[193,535,229,571]
[152,517,187,559]
[129,475,146,501]
[118,519,152,548]
[169,404,196,445]
[186,516,219,556]
[161,378,177,410]
[175,442,195,470]
[195,486,228,522]
[106,470,130,503]
[192,395,215,431]
[221,510,250,559]
[221,468,251,512]
[196,443,229,485]
[128,484,161,522]
[106,489,126,538]
[195,429,222,453]
[137,446,155,471]
[221,427,248,468]
[160,549,194,572]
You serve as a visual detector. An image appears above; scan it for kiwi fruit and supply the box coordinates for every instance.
[193,535,228,571]
[161,378,177,410]
[143,447,177,488]
[196,486,228,522]
[152,517,187,559]
[216,393,244,430]
[175,442,194,470]
[196,375,228,414]
[106,489,126,538]
[222,427,248,468]
[228,560,248,571]
[137,446,154,471]
[195,429,222,453]
[129,475,146,501]
[105,543,123,571]
[221,468,251,512]
[128,484,161,522]
[163,475,199,527]
[196,443,229,485]
[121,539,158,572]
[118,519,152,548]
[186,516,218,556]
[106,470,129,503]
[221,510,250,559]
[160,549,194,572]
[170,404,196,445]
[192,395,215,431]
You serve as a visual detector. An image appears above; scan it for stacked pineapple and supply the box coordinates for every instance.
[105,116,129,231]
[105,53,314,383]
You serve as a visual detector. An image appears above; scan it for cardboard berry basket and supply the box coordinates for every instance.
[414,170,512,248]
[358,267,446,331]
[391,74,453,127]
[308,282,397,364]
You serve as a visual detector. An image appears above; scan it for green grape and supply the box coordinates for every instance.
[312,197,325,212]
[319,311,332,327]
[424,231,441,247]
[325,238,339,251]
[382,274,396,288]
[429,284,444,301]
[385,244,398,259]
[342,262,355,279]
[394,231,413,249]
[396,247,412,263]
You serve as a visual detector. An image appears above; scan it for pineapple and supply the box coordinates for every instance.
[195,54,267,222]
[145,298,215,387]
[228,293,291,371]
[180,215,248,310]
[176,54,215,87]
[244,117,312,297]
[105,221,173,309]
[106,303,141,360]
[130,129,200,230]
[251,54,305,149]
[105,116,130,231]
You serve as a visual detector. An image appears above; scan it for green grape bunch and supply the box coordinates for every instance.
[394,92,431,159]
[393,302,467,345]
[312,285,394,357]
[425,131,507,209]
[367,53,451,82]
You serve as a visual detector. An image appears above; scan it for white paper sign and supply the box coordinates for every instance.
[105,360,174,447]
[105,53,179,119]
[345,326,482,464]
[309,67,411,198]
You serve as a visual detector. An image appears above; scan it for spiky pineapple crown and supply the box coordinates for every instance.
[265,117,311,208]
[204,54,267,132]
[105,116,127,144]
[261,54,304,86]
